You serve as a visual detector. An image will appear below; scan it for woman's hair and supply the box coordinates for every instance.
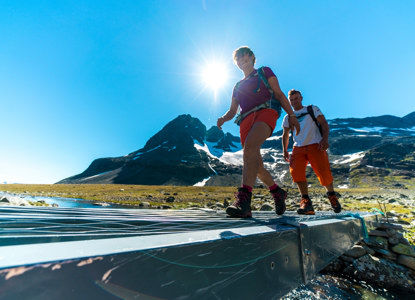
[233,46,256,64]
[288,89,302,97]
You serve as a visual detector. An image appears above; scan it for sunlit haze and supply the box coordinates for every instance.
[202,62,229,90]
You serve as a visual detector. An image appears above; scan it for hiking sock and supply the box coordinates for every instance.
[302,194,310,200]
[268,183,278,191]
[242,185,253,193]
[327,191,336,196]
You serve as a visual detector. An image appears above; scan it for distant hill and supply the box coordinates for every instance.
[57,111,415,189]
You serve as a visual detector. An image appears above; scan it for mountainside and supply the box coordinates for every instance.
[58,115,242,186]
[58,111,415,189]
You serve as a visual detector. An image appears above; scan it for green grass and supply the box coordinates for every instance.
[0,184,238,207]
[1,184,414,243]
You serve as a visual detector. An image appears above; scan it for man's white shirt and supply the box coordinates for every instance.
[282,105,323,147]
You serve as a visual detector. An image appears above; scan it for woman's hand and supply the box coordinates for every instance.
[217,97,238,130]
[217,117,225,130]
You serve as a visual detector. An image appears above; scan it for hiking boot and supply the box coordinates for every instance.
[226,187,252,218]
[327,192,342,213]
[270,186,287,215]
[297,197,315,215]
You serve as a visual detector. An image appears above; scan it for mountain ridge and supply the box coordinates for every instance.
[57,111,415,188]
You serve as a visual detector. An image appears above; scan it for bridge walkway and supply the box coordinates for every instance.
[0,206,380,299]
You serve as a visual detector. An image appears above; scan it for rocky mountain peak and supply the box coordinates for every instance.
[403,111,415,126]
[206,126,224,143]
[142,114,206,152]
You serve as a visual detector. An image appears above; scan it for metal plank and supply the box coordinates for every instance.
[0,207,380,299]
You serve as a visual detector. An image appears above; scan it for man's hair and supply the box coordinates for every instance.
[288,89,302,97]
[233,46,256,64]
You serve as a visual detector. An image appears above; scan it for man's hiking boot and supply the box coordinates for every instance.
[270,186,287,215]
[226,187,252,218]
[297,197,315,215]
[327,192,342,213]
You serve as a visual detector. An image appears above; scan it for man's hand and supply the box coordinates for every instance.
[217,117,225,130]
[283,150,290,162]
[318,138,329,151]
[289,116,301,135]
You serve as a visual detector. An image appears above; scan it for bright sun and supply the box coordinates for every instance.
[202,62,228,90]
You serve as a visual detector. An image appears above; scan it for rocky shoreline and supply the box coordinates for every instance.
[322,220,415,295]
[0,195,58,207]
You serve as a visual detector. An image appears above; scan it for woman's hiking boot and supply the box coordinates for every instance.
[226,187,252,218]
[327,192,342,213]
[297,197,315,215]
[270,187,287,215]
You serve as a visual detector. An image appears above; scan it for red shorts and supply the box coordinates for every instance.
[289,143,333,186]
[239,109,279,145]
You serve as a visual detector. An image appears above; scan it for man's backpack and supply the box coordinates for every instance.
[296,105,323,136]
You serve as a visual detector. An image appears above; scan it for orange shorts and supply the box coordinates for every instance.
[289,143,333,186]
[239,109,279,145]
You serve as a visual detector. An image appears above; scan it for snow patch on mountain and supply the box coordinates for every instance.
[332,152,365,164]
[81,171,111,181]
[205,141,242,157]
[194,177,211,186]
[267,135,282,142]
[194,139,244,166]
[204,141,226,157]
[350,127,387,132]
[218,150,244,166]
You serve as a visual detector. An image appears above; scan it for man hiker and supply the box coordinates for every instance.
[282,89,341,215]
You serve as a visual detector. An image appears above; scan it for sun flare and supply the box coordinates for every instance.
[202,62,228,90]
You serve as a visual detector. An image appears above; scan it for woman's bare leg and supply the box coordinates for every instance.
[242,122,272,187]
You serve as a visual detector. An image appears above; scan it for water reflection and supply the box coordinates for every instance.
[0,192,127,209]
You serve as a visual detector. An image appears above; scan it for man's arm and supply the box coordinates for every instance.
[317,114,330,151]
[217,97,238,130]
[267,76,301,135]
[282,126,291,162]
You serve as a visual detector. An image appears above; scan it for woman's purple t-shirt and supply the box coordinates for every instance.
[232,67,276,114]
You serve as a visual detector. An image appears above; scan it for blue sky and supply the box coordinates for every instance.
[1,1,414,184]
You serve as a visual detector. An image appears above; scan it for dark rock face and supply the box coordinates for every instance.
[329,136,384,155]
[137,114,206,153]
[214,133,241,152]
[360,138,415,172]
[206,126,224,143]
[57,114,241,186]
[58,111,415,187]
[402,111,415,125]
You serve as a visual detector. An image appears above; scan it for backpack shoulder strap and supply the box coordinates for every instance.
[306,105,314,118]
[307,105,323,135]
[234,80,243,91]
[257,66,274,95]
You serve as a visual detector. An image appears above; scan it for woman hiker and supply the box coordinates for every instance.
[217,46,300,218]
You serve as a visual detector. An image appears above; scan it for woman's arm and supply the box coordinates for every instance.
[217,96,239,130]
[268,76,301,134]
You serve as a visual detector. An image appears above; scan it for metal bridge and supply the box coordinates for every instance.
[0,206,380,299]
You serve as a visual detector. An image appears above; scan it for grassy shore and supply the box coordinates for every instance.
[1,184,414,242]
[0,184,412,211]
